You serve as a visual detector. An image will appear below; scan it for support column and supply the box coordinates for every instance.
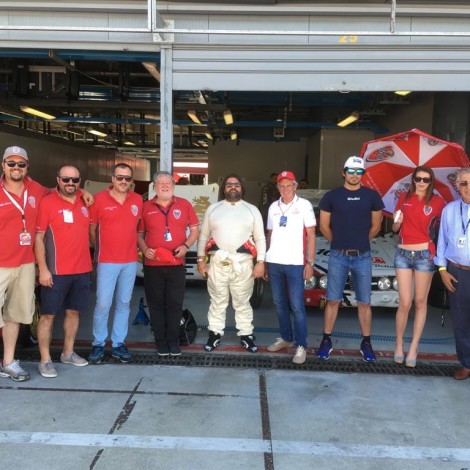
[160,44,173,172]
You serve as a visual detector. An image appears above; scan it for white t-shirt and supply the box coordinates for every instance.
[266,195,316,265]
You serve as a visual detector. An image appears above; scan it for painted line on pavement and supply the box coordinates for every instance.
[0,431,469,462]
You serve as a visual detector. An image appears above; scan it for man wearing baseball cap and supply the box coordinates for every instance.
[0,146,49,381]
[265,170,316,364]
[316,155,384,362]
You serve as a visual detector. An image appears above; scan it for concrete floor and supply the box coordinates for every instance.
[0,280,467,470]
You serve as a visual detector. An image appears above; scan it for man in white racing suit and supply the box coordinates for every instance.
[197,173,266,352]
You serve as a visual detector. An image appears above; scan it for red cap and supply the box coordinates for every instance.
[276,171,296,183]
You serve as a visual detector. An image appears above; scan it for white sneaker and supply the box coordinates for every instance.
[292,345,307,365]
[267,338,294,352]
[38,361,58,378]
[60,352,88,367]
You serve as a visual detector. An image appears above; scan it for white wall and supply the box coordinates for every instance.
[317,128,374,189]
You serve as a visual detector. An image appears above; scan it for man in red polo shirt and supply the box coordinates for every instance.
[0,146,50,382]
[34,164,92,378]
[137,171,200,356]
[88,163,143,364]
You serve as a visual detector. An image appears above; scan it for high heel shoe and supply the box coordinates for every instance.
[405,350,418,368]
[394,354,404,364]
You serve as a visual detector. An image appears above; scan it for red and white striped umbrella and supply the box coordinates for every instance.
[360,128,469,217]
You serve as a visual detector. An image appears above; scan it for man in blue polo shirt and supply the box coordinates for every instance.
[316,156,384,362]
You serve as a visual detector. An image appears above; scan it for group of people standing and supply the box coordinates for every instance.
[1,145,470,382]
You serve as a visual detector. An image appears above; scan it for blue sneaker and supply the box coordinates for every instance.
[112,344,132,363]
[88,345,105,364]
[360,341,376,362]
[316,338,333,360]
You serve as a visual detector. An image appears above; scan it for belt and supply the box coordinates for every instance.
[336,249,365,256]
[449,260,470,271]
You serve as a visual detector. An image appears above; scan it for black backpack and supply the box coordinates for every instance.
[179,308,198,345]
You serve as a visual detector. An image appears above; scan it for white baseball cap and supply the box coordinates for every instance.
[343,156,364,170]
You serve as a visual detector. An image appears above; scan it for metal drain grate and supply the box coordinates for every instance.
[14,348,457,377]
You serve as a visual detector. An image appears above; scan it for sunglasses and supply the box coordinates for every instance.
[459,181,470,187]
[413,176,432,184]
[5,160,27,168]
[226,183,241,188]
[59,177,81,184]
[114,175,133,182]
[345,168,365,175]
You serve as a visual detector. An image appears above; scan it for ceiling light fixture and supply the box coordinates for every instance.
[205,132,213,140]
[337,111,359,128]
[174,162,208,169]
[394,90,411,96]
[86,128,107,137]
[230,130,237,141]
[123,140,136,146]
[20,106,56,120]
[223,110,234,125]
[187,110,201,125]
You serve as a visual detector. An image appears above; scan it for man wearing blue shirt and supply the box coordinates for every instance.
[316,156,384,362]
[435,167,470,380]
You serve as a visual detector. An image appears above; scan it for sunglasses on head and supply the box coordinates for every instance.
[345,168,365,175]
[114,175,133,182]
[5,160,27,168]
[59,177,80,184]
[413,176,432,184]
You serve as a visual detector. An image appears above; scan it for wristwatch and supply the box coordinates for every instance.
[307,259,314,267]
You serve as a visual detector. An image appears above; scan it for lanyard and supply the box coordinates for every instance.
[2,187,28,232]
[278,195,296,216]
[156,200,174,232]
[460,201,470,235]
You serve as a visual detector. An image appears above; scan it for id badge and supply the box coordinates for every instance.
[19,231,32,246]
[279,215,287,227]
[458,236,466,248]
[164,231,172,242]
[63,209,74,223]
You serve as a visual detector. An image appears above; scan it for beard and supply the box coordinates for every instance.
[225,190,242,202]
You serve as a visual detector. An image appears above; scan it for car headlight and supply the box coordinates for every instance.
[377,277,391,290]
[392,277,399,291]
[304,276,317,290]
[318,275,328,289]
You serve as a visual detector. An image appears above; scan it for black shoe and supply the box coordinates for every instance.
[157,344,170,356]
[169,344,181,356]
[205,331,221,351]
[240,335,258,353]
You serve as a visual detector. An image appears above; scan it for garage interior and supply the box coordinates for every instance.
[2,0,470,191]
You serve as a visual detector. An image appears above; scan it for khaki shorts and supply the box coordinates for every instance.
[0,263,36,327]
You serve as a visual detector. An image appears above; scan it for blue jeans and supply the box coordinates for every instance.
[326,250,372,304]
[92,262,137,347]
[268,263,308,348]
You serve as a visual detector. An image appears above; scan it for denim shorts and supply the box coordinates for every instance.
[41,272,90,315]
[394,248,435,272]
[326,250,372,304]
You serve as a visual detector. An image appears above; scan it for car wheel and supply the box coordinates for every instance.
[250,278,265,309]
[428,272,449,309]
[18,298,40,347]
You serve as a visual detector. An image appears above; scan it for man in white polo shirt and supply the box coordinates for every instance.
[265,170,316,364]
